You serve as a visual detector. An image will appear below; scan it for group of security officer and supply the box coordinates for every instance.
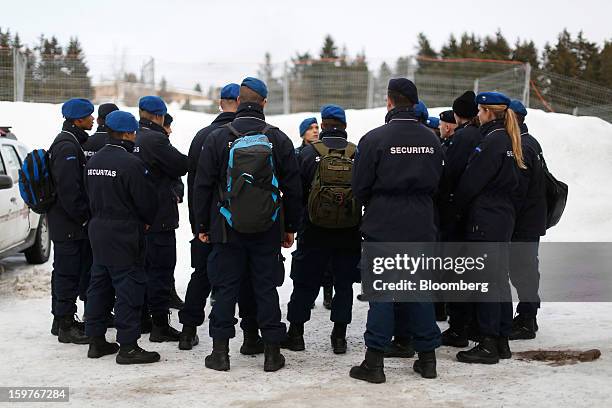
[46,74,546,377]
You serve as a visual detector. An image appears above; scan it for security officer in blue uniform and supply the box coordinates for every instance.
[349,79,443,383]
[438,91,483,347]
[438,110,457,151]
[179,83,264,355]
[83,103,118,160]
[134,96,188,342]
[283,104,360,355]
[508,100,546,340]
[84,110,161,364]
[194,77,302,372]
[295,117,319,155]
[48,98,94,344]
[453,92,522,364]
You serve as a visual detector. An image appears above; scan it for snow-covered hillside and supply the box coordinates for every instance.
[0,102,611,407]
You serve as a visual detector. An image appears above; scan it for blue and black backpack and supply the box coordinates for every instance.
[18,149,56,214]
[219,124,281,234]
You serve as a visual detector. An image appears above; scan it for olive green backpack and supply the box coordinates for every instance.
[307,140,360,228]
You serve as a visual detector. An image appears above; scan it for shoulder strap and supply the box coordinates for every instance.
[312,140,331,157]
[312,140,356,158]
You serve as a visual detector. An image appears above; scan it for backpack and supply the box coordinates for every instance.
[18,149,56,214]
[541,154,568,229]
[307,140,360,228]
[219,124,281,233]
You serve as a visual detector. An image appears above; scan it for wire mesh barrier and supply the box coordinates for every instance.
[1,49,612,122]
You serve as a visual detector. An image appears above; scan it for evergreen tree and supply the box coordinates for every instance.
[394,56,410,76]
[194,83,202,92]
[458,33,482,58]
[483,30,511,60]
[598,41,612,87]
[440,34,459,58]
[320,35,338,59]
[416,33,437,58]
[543,29,580,77]
[574,31,601,83]
[512,39,540,68]
[0,28,13,100]
[64,37,93,100]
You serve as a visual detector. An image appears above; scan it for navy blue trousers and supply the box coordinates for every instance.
[85,264,146,344]
[287,245,359,325]
[509,237,541,317]
[207,240,285,343]
[144,231,176,318]
[51,239,92,318]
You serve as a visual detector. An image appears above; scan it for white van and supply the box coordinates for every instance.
[0,126,50,264]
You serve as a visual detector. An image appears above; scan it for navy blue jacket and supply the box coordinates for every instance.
[47,121,90,242]
[454,120,520,242]
[352,108,444,242]
[297,128,361,250]
[187,111,235,234]
[85,139,158,266]
[82,125,110,161]
[194,103,302,244]
[134,119,188,233]
[437,122,484,240]
[512,124,547,238]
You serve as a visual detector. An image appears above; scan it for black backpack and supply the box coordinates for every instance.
[18,149,56,214]
[541,154,568,229]
[219,124,281,234]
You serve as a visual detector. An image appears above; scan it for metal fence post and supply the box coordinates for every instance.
[473,78,479,94]
[522,63,531,108]
[12,48,26,102]
[366,70,374,109]
[283,62,290,114]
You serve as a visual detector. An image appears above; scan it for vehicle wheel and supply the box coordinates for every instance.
[25,214,51,264]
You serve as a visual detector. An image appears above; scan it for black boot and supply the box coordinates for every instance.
[51,317,59,336]
[384,336,415,358]
[441,327,469,348]
[141,313,152,334]
[349,348,386,384]
[178,325,199,350]
[264,343,286,372]
[497,336,512,359]
[205,338,230,371]
[240,330,265,355]
[116,343,160,365]
[435,303,447,322]
[88,336,119,358]
[58,315,89,344]
[456,336,500,364]
[280,323,305,351]
[331,323,347,354]
[323,285,333,310]
[509,315,537,340]
[169,285,185,310]
[150,314,180,342]
[413,351,437,379]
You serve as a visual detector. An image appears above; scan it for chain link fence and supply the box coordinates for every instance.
[2,49,612,122]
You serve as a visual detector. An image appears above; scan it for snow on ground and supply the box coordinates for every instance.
[0,102,611,407]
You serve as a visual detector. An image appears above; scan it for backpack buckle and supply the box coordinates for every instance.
[333,192,345,205]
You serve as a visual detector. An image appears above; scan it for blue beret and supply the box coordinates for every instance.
[139,95,167,116]
[105,111,139,133]
[320,104,346,125]
[241,77,268,98]
[299,117,318,137]
[414,101,429,122]
[476,92,511,106]
[388,78,419,104]
[509,100,528,117]
[61,98,94,120]
[220,83,240,100]
[426,117,440,129]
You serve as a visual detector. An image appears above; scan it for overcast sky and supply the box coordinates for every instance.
[4,0,611,88]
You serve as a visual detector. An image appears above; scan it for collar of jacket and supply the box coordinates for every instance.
[107,137,135,152]
[457,121,474,131]
[212,111,236,125]
[320,127,348,140]
[520,123,529,134]
[95,124,110,133]
[62,120,89,144]
[480,119,505,135]
[235,103,266,121]
[139,118,167,135]
[385,107,418,124]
